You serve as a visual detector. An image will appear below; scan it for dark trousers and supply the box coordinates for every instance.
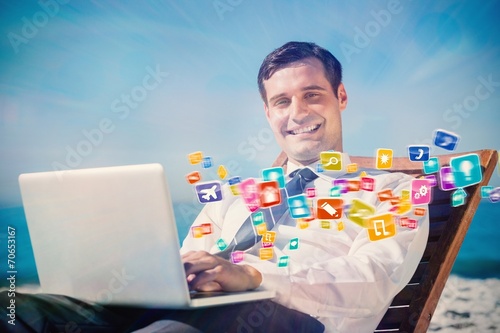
[0,291,325,333]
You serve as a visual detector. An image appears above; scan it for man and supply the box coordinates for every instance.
[1,42,428,333]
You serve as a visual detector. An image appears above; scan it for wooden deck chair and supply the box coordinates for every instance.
[272,149,498,333]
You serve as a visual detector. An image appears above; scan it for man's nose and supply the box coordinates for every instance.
[289,98,309,120]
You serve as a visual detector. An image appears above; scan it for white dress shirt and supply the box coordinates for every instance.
[181,153,429,332]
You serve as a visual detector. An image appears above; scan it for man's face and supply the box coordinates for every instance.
[263,57,348,166]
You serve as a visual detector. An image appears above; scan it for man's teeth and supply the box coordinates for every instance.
[289,125,319,135]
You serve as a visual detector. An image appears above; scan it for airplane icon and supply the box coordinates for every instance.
[195,181,223,204]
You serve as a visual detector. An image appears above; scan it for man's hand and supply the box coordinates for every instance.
[182,251,262,292]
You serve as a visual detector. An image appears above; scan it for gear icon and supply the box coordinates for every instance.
[419,185,428,197]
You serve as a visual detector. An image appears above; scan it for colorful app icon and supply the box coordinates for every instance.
[188,151,203,165]
[201,223,213,235]
[202,156,213,168]
[259,248,273,260]
[333,179,348,194]
[433,129,460,151]
[262,167,285,188]
[262,231,276,244]
[259,181,281,208]
[376,148,393,169]
[348,199,376,228]
[306,188,316,198]
[347,179,360,192]
[439,166,457,191]
[329,186,342,197]
[216,239,227,251]
[347,163,358,173]
[337,221,345,231]
[186,171,201,184]
[367,213,396,241]
[230,184,240,196]
[411,179,432,205]
[191,226,203,238]
[414,207,426,216]
[407,219,417,229]
[287,194,311,219]
[239,178,260,212]
[321,220,331,229]
[424,174,437,187]
[278,256,289,267]
[228,176,242,185]
[377,189,394,202]
[489,187,500,203]
[408,145,430,161]
[450,153,482,188]
[423,157,440,174]
[218,165,228,179]
[361,177,375,191]
[297,219,310,229]
[255,223,267,235]
[397,200,412,214]
[289,237,299,250]
[320,151,342,171]
[231,251,244,264]
[481,186,493,198]
[316,198,343,219]
[451,189,467,207]
[252,211,265,225]
[195,181,223,204]
[316,163,324,173]
[401,189,410,201]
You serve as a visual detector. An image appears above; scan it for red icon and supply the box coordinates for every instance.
[186,171,201,184]
[316,198,343,219]
[258,181,281,208]
[361,177,375,191]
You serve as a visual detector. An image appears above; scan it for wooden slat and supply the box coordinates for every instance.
[409,262,428,284]
[390,284,419,306]
[376,306,410,330]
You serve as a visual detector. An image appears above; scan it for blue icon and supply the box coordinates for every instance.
[202,156,213,168]
[423,157,440,174]
[481,186,493,198]
[262,167,285,188]
[228,176,241,185]
[489,187,500,203]
[195,181,223,203]
[216,238,228,251]
[316,163,324,173]
[450,154,482,188]
[408,145,430,161]
[433,129,460,151]
[451,189,467,207]
[287,194,311,219]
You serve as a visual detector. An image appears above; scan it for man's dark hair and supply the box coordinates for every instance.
[257,41,343,103]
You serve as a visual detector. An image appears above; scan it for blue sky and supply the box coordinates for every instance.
[1,0,499,209]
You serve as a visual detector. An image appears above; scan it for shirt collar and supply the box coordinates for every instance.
[286,152,352,178]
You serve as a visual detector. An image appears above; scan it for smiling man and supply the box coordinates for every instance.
[1,42,428,333]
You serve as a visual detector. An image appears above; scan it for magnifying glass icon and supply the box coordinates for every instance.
[324,156,339,167]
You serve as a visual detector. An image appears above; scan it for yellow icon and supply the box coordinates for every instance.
[297,219,310,229]
[320,151,342,171]
[376,148,393,169]
[230,184,240,196]
[218,165,228,179]
[337,221,344,231]
[188,151,203,165]
[263,231,276,243]
[397,200,412,215]
[255,223,267,235]
[367,213,396,241]
[348,199,376,228]
[360,171,367,177]
[321,220,331,229]
[347,163,358,173]
[401,189,410,201]
[259,248,274,260]
[191,226,203,238]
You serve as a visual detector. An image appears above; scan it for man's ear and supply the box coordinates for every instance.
[337,83,348,112]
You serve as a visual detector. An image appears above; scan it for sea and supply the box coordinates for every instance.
[1,201,499,332]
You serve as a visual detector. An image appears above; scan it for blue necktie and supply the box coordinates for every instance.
[216,168,318,259]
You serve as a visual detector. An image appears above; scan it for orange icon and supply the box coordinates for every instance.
[367,214,396,241]
[186,171,201,184]
[376,148,393,169]
[259,248,274,260]
[188,151,203,165]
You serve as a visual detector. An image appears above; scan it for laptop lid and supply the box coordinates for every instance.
[19,164,274,308]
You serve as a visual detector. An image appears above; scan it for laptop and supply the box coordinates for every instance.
[19,163,275,308]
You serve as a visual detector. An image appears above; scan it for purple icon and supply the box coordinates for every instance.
[424,174,437,187]
[195,181,223,204]
[439,166,456,191]
[489,187,500,203]
[333,179,348,194]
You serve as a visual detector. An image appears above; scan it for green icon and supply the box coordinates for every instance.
[451,189,467,207]
[348,199,375,228]
[329,186,342,197]
[252,211,264,225]
[450,153,482,188]
[216,239,227,251]
[423,157,439,174]
[289,238,299,250]
[278,256,289,267]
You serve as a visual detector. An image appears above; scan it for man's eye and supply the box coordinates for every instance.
[275,99,289,106]
[306,92,319,98]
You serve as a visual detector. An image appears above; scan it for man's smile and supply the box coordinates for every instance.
[286,124,321,135]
